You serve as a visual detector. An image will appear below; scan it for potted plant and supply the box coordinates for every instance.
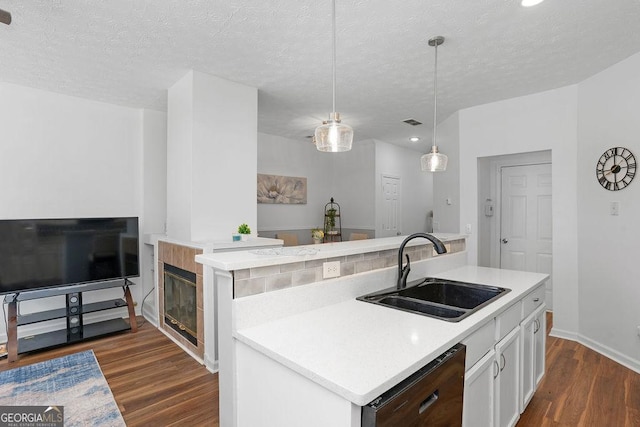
[325,208,337,234]
[311,228,324,244]
[237,223,251,241]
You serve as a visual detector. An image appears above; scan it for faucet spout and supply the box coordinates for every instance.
[397,233,447,289]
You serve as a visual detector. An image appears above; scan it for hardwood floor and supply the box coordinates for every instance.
[0,318,219,427]
[2,313,639,426]
[518,312,640,426]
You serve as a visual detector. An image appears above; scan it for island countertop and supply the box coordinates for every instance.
[234,265,548,406]
[195,233,465,271]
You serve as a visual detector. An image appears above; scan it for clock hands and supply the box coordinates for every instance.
[604,162,626,176]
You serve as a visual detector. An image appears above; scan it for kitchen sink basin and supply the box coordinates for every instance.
[357,278,510,322]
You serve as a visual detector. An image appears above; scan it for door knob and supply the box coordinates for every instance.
[501,238,508,244]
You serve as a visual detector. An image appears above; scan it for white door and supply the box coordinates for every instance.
[380,175,401,237]
[500,164,553,309]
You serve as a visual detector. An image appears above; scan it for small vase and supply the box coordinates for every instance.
[313,238,322,244]
[240,234,249,241]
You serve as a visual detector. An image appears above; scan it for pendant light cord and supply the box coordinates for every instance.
[332,0,337,115]
[432,40,438,150]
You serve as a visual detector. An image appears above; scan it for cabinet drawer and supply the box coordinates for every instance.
[522,285,545,319]
[495,301,522,341]
[462,319,495,369]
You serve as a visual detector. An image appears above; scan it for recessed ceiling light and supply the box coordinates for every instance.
[521,0,545,7]
[409,137,420,143]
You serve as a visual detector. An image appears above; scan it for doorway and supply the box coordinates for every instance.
[500,163,553,309]
[477,150,553,310]
[379,174,401,237]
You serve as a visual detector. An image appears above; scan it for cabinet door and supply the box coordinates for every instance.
[520,311,536,412]
[463,349,496,427]
[495,327,520,427]
[533,305,546,388]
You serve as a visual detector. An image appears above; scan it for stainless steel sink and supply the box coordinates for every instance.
[357,278,510,322]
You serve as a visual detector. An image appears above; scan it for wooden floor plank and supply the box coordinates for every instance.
[518,312,640,427]
[0,319,218,427]
[3,312,640,427]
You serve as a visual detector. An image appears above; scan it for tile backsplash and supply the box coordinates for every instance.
[233,239,465,298]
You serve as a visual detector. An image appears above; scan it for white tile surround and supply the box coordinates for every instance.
[232,237,466,297]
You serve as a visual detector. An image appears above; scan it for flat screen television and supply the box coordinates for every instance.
[0,217,139,295]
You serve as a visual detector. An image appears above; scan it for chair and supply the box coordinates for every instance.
[276,233,298,247]
[349,233,369,241]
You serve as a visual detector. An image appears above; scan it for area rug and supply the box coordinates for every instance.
[0,350,125,427]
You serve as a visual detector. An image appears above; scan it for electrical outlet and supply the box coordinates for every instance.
[637,325,640,337]
[323,261,341,279]
[465,224,472,234]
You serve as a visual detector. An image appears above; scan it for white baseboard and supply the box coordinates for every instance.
[549,327,640,375]
[549,327,578,341]
[157,327,204,365]
[141,304,158,327]
[205,355,219,374]
[577,334,640,375]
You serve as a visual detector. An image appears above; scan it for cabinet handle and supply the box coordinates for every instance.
[493,360,500,379]
[533,297,540,302]
[500,354,506,371]
[534,319,540,333]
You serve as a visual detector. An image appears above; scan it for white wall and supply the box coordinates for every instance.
[458,85,580,337]
[0,82,159,339]
[331,140,375,230]
[257,133,333,232]
[375,140,434,235]
[576,52,640,368]
[258,136,427,239]
[433,112,460,233]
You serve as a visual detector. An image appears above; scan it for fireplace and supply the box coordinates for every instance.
[163,264,197,346]
[158,241,204,359]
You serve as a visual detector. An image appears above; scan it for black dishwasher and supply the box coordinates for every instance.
[362,343,465,427]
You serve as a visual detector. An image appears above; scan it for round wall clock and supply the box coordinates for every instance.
[596,147,636,191]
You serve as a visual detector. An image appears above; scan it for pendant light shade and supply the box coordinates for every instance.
[421,36,448,172]
[421,145,448,171]
[315,0,353,152]
[315,113,354,152]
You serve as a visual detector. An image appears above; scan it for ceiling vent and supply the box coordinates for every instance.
[403,118,422,126]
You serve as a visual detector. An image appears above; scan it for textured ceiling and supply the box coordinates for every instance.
[1,0,640,151]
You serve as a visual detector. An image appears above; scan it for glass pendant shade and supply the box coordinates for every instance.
[421,145,448,172]
[422,35,447,172]
[315,112,353,152]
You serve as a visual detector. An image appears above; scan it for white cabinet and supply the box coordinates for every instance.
[463,349,496,427]
[520,303,546,411]
[494,326,521,427]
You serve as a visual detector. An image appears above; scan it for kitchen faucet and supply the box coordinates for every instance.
[397,233,447,290]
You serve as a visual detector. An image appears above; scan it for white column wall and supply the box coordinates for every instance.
[167,70,258,241]
[458,86,580,337]
[577,52,640,368]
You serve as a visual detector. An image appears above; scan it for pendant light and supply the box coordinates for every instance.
[421,36,448,172]
[315,0,354,152]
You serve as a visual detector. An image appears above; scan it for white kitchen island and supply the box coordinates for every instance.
[195,235,548,427]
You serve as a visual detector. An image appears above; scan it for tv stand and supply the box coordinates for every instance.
[5,279,137,363]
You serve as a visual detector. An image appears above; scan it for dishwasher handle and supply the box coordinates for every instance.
[418,390,439,414]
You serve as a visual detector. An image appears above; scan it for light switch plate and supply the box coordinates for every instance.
[610,201,620,216]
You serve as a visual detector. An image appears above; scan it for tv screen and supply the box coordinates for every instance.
[0,217,139,295]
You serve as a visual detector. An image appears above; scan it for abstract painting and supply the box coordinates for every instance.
[257,174,307,204]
